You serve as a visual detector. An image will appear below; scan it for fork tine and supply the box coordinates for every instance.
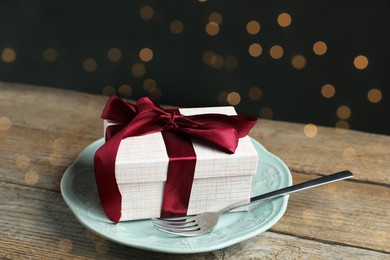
[152,220,198,229]
[153,221,199,230]
[151,217,195,225]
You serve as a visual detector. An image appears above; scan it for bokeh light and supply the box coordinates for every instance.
[249,43,262,57]
[206,21,219,36]
[304,123,318,137]
[367,88,382,103]
[248,86,263,101]
[336,120,350,130]
[209,12,223,24]
[140,6,154,20]
[209,54,224,69]
[102,85,116,96]
[170,20,184,34]
[118,84,132,97]
[131,63,146,77]
[269,45,284,59]
[354,55,368,70]
[0,116,12,131]
[83,58,97,72]
[277,13,292,27]
[291,55,306,69]
[139,48,153,62]
[108,48,122,62]
[313,41,328,55]
[1,48,16,63]
[227,92,241,106]
[321,84,336,98]
[246,21,260,35]
[260,107,273,119]
[143,78,157,92]
[336,105,351,120]
[43,48,58,62]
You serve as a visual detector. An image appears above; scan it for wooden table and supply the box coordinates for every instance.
[1,82,389,259]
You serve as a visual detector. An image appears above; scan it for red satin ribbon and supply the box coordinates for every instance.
[93,96,257,223]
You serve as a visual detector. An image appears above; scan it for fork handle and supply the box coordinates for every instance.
[226,170,353,212]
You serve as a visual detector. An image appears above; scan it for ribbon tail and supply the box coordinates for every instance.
[94,133,123,223]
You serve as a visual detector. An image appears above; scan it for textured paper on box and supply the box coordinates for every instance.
[106,106,258,221]
[119,175,253,221]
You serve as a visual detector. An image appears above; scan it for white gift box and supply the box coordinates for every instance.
[105,106,259,221]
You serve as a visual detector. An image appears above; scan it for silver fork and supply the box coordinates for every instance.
[152,170,353,237]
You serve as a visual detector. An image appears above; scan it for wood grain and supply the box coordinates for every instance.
[1,82,389,259]
[1,181,388,260]
[251,120,390,184]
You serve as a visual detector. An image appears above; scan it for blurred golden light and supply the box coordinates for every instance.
[248,86,263,101]
[206,22,219,36]
[16,154,30,170]
[260,107,273,119]
[343,147,357,159]
[209,12,223,25]
[367,88,382,103]
[277,13,292,27]
[143,78,157,92]
[269,45,284,59]
[0,116,12,131]
[304,124,318,138]
[118,84,132,97]
[313,41,327,55]
[227,92,241,106]
[225,56,238,70]
[131,63,145,77]
[108,48,122,62]
[43,48,58,62]
[24,170,39,185]
[217,91,229,105]
[336,105,351,120]
[140,5,154,20]
[102,85,116,96]
[335,120,350,130]
[83,58,97,72]
[249,43,262,57]
[203,51,215,65]
[291,55,306,69]
[210,54,224,69]
[1,48,16,63]
[321,84,335,98]
[170,20,184,34]
[139,48,153,62]
[149,88,162,100]
[354,55,368,70]
[246,21,260,35]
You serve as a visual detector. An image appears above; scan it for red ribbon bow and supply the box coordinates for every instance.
[94,96,257,222]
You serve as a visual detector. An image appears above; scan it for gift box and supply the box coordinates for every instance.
[94,96,258,223]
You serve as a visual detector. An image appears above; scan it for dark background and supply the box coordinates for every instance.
[1,0,389,135]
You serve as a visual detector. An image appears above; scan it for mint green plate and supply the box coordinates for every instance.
[61,138,292,254]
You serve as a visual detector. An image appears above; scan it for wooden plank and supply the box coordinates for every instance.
[0,181,387,259]
[0,125,98,190]
[251,119,390,184]
[271,172,390,253]
[0,83,106,190]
